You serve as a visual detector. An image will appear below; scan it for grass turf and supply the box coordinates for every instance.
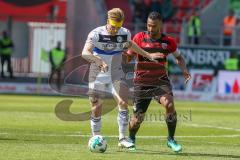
[0,95,239,160]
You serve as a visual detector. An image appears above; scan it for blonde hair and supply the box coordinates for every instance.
[107,8,124,22]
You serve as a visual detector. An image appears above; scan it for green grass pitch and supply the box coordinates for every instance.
[0,94,239,160]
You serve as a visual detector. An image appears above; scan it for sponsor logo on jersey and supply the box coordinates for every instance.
[102,43,117,51]
[103,37,111,41]
[161,43,168,49]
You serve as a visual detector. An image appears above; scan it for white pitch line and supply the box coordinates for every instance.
[0,132,240,138]
[133,121,240,132]
[183,123,240,132]
[180,140,240,146]
[143,121,240,132]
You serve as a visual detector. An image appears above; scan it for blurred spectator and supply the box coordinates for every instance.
[223,9,237,46]
[0,31,14,78]
[188,9,201,45]
[49,41,66,90]
[224,53,239,71]
[132,0,148,32]
[230,0,240,19]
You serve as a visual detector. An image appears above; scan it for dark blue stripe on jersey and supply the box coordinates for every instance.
[98,34,128,43]
[93,47,123,55]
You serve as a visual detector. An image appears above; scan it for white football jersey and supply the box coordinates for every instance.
[86,25,131,84]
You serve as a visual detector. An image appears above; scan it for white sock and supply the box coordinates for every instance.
[117,108,129,140]
[90,116,101,136]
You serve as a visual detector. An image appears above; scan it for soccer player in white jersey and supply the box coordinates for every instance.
[82,8,164,150]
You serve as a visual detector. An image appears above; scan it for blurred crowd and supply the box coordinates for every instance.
[0,0,239,83]
[130,0,240,47]
[130,0,174,31]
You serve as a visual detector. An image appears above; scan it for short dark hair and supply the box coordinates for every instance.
[148,12,163,21]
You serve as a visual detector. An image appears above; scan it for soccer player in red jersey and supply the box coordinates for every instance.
[127,12,191,152]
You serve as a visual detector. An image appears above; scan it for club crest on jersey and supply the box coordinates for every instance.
[161,43,168,49]
[117,36,123,43]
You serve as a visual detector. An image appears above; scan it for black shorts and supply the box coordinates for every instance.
[133,77,173,114]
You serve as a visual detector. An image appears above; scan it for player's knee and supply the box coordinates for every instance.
[90,97,102,114]
[137,115,145,124]
[118,100,128,108]
[165,102,175,113]
[166,101,174,109]
[89,96,100,105]
[132,113,145,125]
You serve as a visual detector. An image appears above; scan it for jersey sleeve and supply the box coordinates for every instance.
[172,48,181,57]
[166,36,177,53]
[126,29,131,42]
[85,29,99,46]
[127,32,142,56]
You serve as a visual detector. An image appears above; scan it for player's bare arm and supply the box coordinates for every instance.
[173,50,191,84]
[128,41,165,60]
[82,42,108,73]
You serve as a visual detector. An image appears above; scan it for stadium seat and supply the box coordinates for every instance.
[188,0,199,9]
[192,0,201,5]
[178,0,192,9]
[165,22,176,33]
[175,36,180,44]
[171,0,178,7]
[204,0,211,5]
[165,22,181,34]
[172,9,186,22]
[105,0,132,24]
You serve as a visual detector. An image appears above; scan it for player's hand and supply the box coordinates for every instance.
[183,71,191,84]
[98,61,108,73]
[126,54,135,63]
[148,52,165,62]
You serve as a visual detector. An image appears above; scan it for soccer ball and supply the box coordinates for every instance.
[88,135,107,153]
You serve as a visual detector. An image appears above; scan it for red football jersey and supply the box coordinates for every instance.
[128,31,177,85]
